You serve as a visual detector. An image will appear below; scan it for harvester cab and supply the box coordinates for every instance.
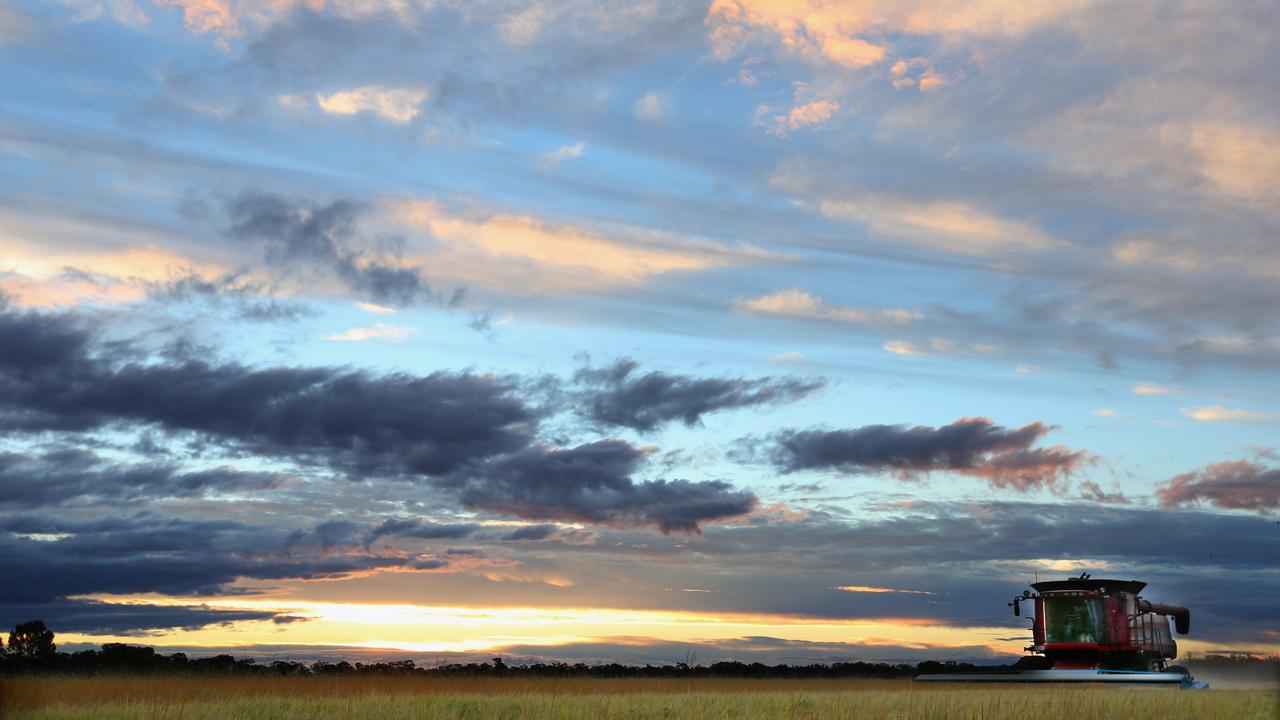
[916,574,1206,687]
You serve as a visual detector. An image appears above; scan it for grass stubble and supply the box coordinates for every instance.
[2,676,1276,719]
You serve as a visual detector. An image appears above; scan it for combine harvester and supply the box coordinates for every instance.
[916,574,1207,688]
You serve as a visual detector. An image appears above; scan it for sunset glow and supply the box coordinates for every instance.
[60,598,1007,657]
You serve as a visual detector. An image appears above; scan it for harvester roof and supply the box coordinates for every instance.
[1031,578,1147,594]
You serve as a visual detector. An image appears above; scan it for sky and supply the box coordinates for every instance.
[1,0,1278,666]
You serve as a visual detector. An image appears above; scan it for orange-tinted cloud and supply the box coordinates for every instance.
[776,99,840,133]
[708,1,886,68]
[158,0,325,38]
[1186,122,1280,203]
[735,289,920,325]
[833,585,935,595]
[393,199,779,292]
[881,339,999,357]
[707,0,1084,70]
[820,196,1054,256]
[769,417,1090,492]
[313,86,428,124]
[1180,405,1271,423]
[1158,460,1280,513]
[0,245,225,308]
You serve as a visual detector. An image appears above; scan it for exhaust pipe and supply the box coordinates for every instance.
[1138,600,1191,634]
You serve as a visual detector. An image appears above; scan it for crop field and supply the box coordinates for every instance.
[2,677,1277,720]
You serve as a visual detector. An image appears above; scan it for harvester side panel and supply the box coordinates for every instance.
[1105,595,1129,646]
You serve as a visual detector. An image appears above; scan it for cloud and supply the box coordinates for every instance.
[574,358,824,432]
[500,524,560,542]
[916,68,950,92]
[1077,480,1129,504]
[819,197,1054,256]
[707,1,886,68]
[0,448,293,509]
[772,100,840,134]
[0,307,537,478]
[313,86,429,124]
[365,518,481,544]
[1157,461,1280,514]
[767,351,805,364]
[633,92,671,122]
[154,0,332,39]
[1133,383,1174,396]
[393,199,776,292]
[833,585,935,595]
[225,192,434,307]
[706,0,1083,70]
[145,274,314,323]
[162,0,239,37]
[325,323,416,342]
[540,142,585,163]
[0,599,289,635]
[735,289,921,325]
[881,339,999,357]
[446,440,758,533]
[0,514,433,605]
[0,245,227,310]
[762,417,1089,491]
[882,341,928,356]
[0,4,35,45]
[354,301,397,314]
[1186,122,1280,204]
[1181,405,1271,423]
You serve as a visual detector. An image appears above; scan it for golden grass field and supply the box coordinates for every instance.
[2,676,1277,720]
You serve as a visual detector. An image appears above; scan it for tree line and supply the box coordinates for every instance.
[3,619,1274,679]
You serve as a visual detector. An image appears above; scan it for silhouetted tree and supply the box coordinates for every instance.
[8,620,55,659]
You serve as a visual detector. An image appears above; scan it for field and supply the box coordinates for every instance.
[2,677,1277,719]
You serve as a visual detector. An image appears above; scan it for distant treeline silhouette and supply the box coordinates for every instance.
[2,619,1275,679]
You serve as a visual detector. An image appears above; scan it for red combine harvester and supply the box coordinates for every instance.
[916,573,1206,687]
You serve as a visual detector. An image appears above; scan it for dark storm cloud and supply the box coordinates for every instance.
[0,514,436,605]
[524,501,1280,636]
[1157,460,1280,513]
[1,310,767,533]
[0,308,538,477]
[0,448,292,508]
[225,191,432,307]
[762,417,1089,491]
[365,518,481,544]
[447,440,758,533]
[574,358,824,432]
[686,501,1279,574]
[146,273,314,323]
[0,599,288,636]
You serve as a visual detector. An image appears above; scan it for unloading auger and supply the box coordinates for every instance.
[915,573,1206,687]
